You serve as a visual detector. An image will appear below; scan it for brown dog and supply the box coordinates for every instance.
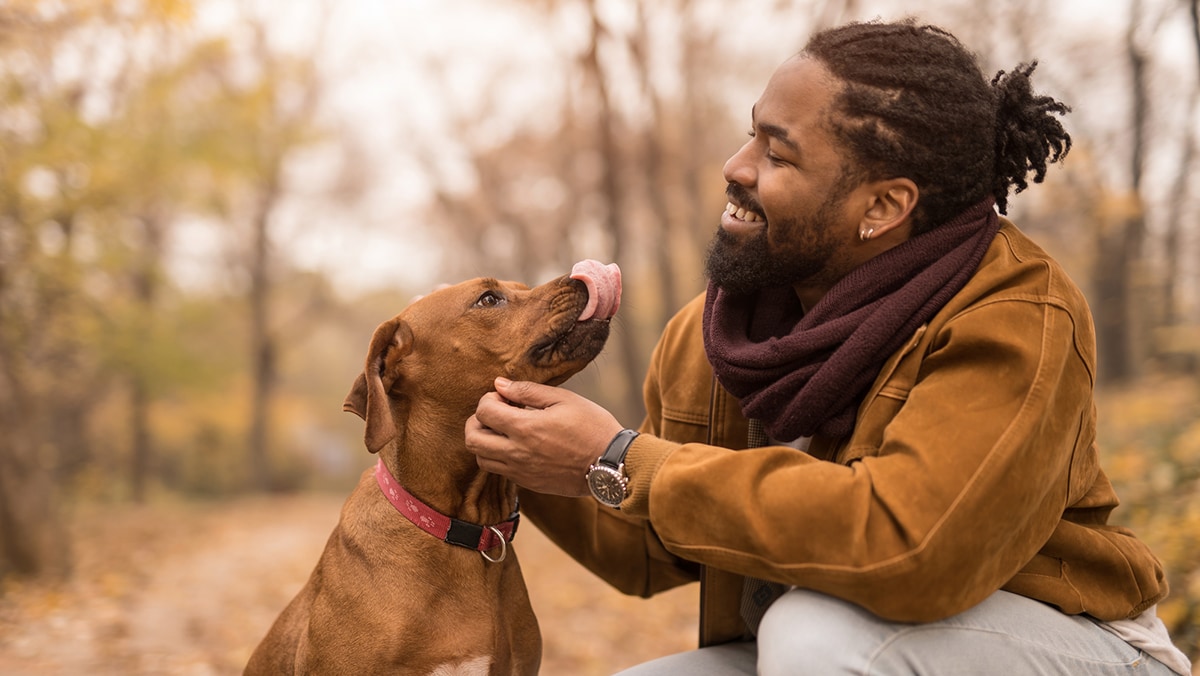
[244,261,621,675]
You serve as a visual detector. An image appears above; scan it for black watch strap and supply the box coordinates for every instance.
[599,429,639,468]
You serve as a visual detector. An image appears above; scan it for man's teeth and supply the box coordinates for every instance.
[725,202,761,222]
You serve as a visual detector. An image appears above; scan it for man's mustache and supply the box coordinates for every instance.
[725,183,765,218]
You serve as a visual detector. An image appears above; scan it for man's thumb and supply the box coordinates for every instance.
[494,377,560,410]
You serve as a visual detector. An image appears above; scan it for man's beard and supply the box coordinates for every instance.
[704,212,836,296]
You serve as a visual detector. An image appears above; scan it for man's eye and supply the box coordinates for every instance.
[474,291,505,308]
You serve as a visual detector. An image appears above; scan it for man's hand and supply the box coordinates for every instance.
[465,377,624,497]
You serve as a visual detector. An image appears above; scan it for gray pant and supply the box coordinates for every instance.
[616,589,1177,675]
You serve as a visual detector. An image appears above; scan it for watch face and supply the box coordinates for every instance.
[588,467,626,506]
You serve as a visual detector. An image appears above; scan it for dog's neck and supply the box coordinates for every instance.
[373,455,517,556]
[378,426,517,528]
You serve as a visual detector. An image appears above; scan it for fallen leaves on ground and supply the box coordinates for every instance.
[0,492,697,675]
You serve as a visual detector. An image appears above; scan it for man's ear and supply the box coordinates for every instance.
[342,317,415,454]
[859,178,918,241]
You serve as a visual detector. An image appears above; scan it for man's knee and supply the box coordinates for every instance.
[756,588,886,674]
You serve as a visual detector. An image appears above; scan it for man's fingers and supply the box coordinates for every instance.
[467,383,612,498]
[464,413,489,438]
[474,455,510,476]
[465,413,514,469]
[466,412,508,446]
[473,391,526,434]
[494,378,566,410]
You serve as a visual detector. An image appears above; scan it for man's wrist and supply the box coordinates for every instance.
[599,429,638,467]
[586,429,638,508]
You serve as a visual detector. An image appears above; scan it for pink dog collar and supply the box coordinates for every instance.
[374,459,518,562]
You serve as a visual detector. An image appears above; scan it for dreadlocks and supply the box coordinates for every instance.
[803,19,1071,234]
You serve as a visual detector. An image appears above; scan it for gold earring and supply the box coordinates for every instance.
[859,228,875,242]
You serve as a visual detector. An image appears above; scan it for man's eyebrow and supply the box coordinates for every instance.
[750,104,800,154]
[757,122,799,154]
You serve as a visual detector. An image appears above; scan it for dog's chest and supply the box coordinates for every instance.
[429,655,492,675]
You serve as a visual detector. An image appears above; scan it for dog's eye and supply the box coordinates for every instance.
[473,290,505,308]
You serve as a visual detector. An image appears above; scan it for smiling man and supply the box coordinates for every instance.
[706,56,901,306]
[465,18,1192,676]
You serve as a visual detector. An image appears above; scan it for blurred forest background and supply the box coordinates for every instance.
[1,0,1199,672]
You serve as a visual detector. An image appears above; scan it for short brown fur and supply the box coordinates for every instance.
[245,272,611,675]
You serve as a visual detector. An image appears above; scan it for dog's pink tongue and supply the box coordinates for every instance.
[570,259,622,321]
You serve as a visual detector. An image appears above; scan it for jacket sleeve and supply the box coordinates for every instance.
[627,295,1095,622]
[517,491,699,597]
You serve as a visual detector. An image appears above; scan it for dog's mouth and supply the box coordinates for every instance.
[570,260,622,321]
[528,260,621,375]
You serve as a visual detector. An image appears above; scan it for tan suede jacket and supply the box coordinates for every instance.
[521,220,1168,647]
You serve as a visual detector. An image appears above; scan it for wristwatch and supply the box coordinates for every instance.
[587,429,638,508]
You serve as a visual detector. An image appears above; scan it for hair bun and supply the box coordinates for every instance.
[990,61,1072,213]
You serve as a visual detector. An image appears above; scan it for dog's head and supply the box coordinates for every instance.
[344,261,621,453]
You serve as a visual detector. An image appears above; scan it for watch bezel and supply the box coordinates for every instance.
[587,462,629,507]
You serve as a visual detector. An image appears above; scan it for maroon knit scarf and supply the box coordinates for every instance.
[702,199,1001,441]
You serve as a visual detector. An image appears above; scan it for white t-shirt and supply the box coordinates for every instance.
[1100,605,1192,675]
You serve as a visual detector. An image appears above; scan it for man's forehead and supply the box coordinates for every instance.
[753,58,837,125]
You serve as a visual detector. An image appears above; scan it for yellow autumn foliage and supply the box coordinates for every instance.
[1097,375,1200,661]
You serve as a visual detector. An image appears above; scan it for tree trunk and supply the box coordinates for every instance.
[0,347,71,580]
[0,206,72,579]
[582,0,643,425]
[1093,1,1149,384]
[1161,93,1196,328]
[248,178,280,491]
[1093,215,1140,383]
[129,214,164,501]
[1191,0,1200,77]
[628,0,680,333]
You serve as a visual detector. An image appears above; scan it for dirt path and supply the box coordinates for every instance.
[0,493,696,675]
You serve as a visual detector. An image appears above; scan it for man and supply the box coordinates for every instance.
[465,19,1192,675]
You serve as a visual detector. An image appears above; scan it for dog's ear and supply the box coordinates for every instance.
[343,317,415,453]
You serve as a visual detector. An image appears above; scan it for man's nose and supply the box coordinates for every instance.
[722,139,756,187]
